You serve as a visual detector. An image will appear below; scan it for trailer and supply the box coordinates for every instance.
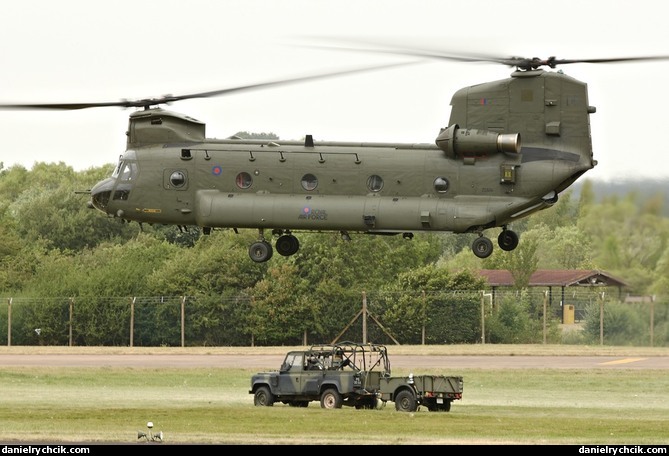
[378,373,463,412]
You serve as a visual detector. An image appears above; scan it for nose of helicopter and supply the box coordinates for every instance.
[88,177,115,213]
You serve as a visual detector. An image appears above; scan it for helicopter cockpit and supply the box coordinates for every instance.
[89,153,138,213]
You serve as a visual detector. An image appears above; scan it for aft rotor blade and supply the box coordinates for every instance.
[300,38,669,70]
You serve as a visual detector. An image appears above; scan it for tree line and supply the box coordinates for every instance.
[1,162,668,346]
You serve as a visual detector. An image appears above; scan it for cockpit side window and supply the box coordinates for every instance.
[119,161,138,181]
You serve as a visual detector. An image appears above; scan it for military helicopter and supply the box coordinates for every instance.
[3,47,668,262]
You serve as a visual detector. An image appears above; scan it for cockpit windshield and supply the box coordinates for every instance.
[112,161,123,178]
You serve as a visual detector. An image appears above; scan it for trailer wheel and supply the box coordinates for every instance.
[425,399,439,412]
[320,388,343,409]
[426,398,451,412]
[253,386,275,407]
[394,390,418,412]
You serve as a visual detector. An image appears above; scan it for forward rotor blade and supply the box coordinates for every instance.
[163,61,419,102]
[0,101,133,110]
[0,61,418,111]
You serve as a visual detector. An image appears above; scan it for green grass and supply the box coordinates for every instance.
[1,366,667,445]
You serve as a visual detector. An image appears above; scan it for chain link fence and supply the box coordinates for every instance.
[2,288,666,347]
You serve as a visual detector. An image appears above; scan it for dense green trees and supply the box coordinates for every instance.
[1,162,668,346]
[377,266,484,344]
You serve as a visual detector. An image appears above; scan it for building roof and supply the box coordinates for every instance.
[478,269,629,288]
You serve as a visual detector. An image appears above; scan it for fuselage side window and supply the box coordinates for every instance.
[301,173,318,191]
[367,174,384,192]
[236,172,253,189]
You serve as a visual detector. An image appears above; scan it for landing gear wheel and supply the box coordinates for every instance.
[394,390,418,412]
[472,236,494,258]
[275,234,300,256]
[249,240,273,263]
[253,386,275,406]
[320,388,343,409]
[498,230,519,251]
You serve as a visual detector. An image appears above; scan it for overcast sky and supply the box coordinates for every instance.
[2,0,668,182]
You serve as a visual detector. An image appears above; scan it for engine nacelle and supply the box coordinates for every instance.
[435,124,521,159]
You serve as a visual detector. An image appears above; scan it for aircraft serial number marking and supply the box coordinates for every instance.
[135,208,162,214]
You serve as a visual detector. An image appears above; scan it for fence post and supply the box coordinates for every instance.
[362,291,367,344]
[480,291,485,344]
[480,291,492,344]
[650,296,655,347]
[421,290,426,345]
[599,292,606,345]
[7,298,11,347]
[130,297,135,347]
[542,291,548,344]
[250,295,255,347]
[69,297,74,347]
[181,296,186,347]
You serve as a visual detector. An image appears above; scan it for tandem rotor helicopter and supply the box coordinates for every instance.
[3,44,669,262]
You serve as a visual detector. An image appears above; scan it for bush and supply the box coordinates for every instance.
[583,301,647,345]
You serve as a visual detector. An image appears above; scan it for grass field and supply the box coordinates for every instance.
[0,345,668,445]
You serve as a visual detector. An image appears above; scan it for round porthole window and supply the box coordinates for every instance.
[170,171,186,188]
[301,173,318,191]
[236,172,253,189]
[434,177,449,193]
[366,174,384,192]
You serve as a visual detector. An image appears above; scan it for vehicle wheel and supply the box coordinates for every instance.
[253,386,275,406]
[320,388,343,409]
[249,240,273,263]
[440,400,452,412]
[498,230,519,251]
[394,390,417,412]
[425,398,438,412]
[472,236,493,258]
[275,234,299,256]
